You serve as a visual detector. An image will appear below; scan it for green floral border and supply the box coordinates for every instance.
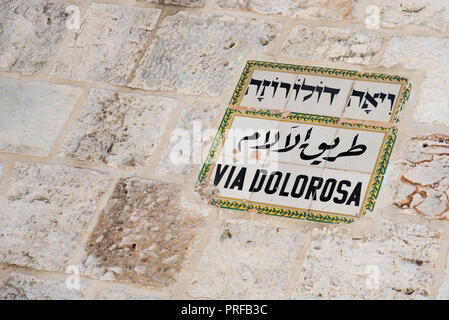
[197,108,396,224]
[229,60,410,124]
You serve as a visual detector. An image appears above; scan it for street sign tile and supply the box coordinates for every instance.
[342,79,404,123]
[201,61,411,223]
[239,69,297,110]
[285,74,353,117]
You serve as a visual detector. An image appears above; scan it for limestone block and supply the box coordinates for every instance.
[282,25,383,65]
[189,219,302,299]
[60,89,176,168]
[392,136,449,219]
[94,289,159,300]
[130,12,280,96]
[51,3,161,85]
[83,177,206,288]
[0,0,69,74]
[157,102,221,179]
[0,78,82,156]
[165,0,206,7]
[0,273,86,300]
[354,0,449,32]
[0,162,110,271]
[218,0,352,19]
[382,36,449,126]
[295,221,440,299]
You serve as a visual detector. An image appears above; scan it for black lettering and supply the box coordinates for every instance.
[346,181,362,206]
[291,175,308,198]
[305,176,323,200]
[279,173,291,197]
[223,166,236,188]
[333,180,351,204]
[249,169,267,192]
[229,167,247,190]
[319,178,337,202]
[265,171,282,195]
[214,164,229,186]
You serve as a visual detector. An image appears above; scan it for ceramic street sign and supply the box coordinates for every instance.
[198,61,411,223]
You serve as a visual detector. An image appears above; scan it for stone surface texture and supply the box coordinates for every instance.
[392,135,449,219]
[295,221,440,299]
[130,12,280,95]
[0,79,82,156]
[157,102,221,178]
[189,219,302,299]
[382,36,449,126]
[94,289,159,300]
[165,0,206,7]
[218,0,352,19]
[0,0,69,74]
[0,273,84,300]
[353,0,449,32]
[0,0,449,301]
[282,25,383,65]
[83,177,205,288]
[438,253,449,299]
[60,89,177,168]
[0,162,110,271]
[51,3,161,85]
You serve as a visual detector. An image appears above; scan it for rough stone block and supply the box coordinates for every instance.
[438,254,449,299]
[354,0,449,32]
[189,219,302,299]
[392,135,449,219]
[157,102,220,179]
[295,221,440,299]
[282,25,383,65]
[83,177,206,288]
[382,36,449,126]
[218,0,352,19]
[130,12,280,96]
[94,289,159,300]
[0,273,85,300]
[0,0,69,74]
[51,3,161,85]
[165,0,206,7]
[60,89,176,168]
[0,78,83,156]
[0,162,110,271]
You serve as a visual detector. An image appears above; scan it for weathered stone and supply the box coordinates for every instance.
[0,0,69,74]
[438,254,449,299]
[403,166,442,186]
[217,0,248,9]
[392,136,449,219]
[0,78,82,156]
[83,177,205,288]
[94,289,159,300]
[60,89,176,168]
[354,0,449,32]
[382,36,449,126]
[51,3,161,85]
[189,219,302,299]
[415,190,446,217]
[165,0,206,7]
[282,25,383,65]
[0,162,110,271]
[218,0,352,19]
[130,12,280,96]
[251,0,352,19]
[0,273,85,300]
[157,102,220,178]
[295,221,440,299]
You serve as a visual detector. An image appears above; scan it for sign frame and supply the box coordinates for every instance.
[198,61,411,224]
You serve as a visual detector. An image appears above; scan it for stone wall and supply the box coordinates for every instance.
[0,0,449,299]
